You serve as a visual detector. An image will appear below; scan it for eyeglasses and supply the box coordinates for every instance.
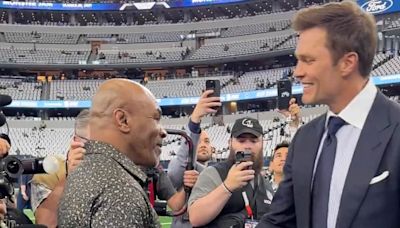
[73,132,89,143]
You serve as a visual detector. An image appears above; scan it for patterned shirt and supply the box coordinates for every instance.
[58,140,160,228]
[31,183,52,212]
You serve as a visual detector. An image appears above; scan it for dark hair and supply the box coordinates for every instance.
[292,1,377,77]
[272,141,290,160]
[274,141,289,152]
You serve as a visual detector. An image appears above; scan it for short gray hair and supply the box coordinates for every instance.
[75,109,90,133]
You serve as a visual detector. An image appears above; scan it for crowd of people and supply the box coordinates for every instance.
[0,1,399,228]
[0,77,292,228]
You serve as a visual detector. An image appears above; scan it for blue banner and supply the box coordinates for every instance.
[168,0,246,8]
[5,74,400,109]
[358,0,398,15]
[1,0,396,12]
[0,0,247,11]
[7,100,91,108]
[0,1,122,11]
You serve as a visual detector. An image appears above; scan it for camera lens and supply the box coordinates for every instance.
[6,160,20,174]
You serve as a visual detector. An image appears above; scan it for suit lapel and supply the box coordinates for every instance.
[293,114,326,227]
[336,92,397,228]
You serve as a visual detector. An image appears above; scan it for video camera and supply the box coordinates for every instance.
[0,94,59,199]
[0,155,59,200]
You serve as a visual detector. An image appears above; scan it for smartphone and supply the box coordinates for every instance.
[235,150,253,170]
[277,79,292,110]
[205,80,221,115]
[206,80,221,97]
[235,150,252,164]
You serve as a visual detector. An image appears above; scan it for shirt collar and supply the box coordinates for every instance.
[326,79,377,129]
[270,177,279,191]
[85,140,148,183]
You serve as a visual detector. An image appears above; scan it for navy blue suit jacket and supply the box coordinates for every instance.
[257,92,400,228]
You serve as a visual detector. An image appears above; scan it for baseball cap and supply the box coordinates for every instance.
[231,117,263,138]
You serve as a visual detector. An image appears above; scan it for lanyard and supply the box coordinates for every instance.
[148,179,155,207]
[242,176,260,219]
[242,191,253,219]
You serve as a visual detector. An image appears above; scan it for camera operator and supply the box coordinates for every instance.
[0,135,10,158]
[0,134,10,221]
[0,133,35,225]
[30,109,90,228]
[168,90,219,227]
[188,117,274,227]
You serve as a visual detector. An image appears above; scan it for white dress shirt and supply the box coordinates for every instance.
[312,80,377,228]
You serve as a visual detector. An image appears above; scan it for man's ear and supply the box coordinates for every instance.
[114,109,130,133]
[339,52,359,78]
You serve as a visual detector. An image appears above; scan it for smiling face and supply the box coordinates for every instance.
[127,97,167,168]
[294,27,343,108]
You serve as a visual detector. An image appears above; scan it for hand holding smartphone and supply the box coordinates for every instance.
[205,80,222,115]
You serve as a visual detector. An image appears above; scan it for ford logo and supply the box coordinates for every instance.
[361,0,393,14]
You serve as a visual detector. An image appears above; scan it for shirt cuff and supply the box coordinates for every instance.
[188,119,201,134]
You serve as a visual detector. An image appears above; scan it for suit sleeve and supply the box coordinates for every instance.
[257,128,300,228]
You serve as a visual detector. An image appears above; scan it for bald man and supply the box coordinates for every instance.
[58,79,166,228]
